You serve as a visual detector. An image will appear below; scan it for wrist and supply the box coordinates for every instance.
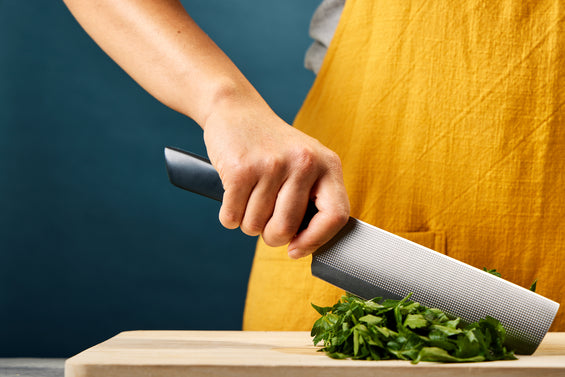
[200,78,267,131]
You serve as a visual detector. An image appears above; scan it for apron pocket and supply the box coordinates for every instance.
[394,230,446,255]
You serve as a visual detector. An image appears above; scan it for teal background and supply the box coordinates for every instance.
[0,1,319,357]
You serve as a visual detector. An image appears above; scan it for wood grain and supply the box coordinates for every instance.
[65,331,565,377]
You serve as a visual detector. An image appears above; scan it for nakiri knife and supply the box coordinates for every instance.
[164,146,559,355]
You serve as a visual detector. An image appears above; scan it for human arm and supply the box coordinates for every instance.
[62,0,350,258]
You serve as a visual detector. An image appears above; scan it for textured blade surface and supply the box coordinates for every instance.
[311,218,559,355]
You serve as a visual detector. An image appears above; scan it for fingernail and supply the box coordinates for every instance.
[287,248,301,259]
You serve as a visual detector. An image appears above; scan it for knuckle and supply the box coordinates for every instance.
[325,150,343,172]
[261,155,285,177]
[228,169,252,189]
[293,147,317,176]
[329,206,350,229]
[334,209,350,227]
[219,159,253,188]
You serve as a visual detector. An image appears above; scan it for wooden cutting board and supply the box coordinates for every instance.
[65,331,565,377]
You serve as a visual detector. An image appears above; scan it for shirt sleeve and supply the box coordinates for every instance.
[304,0,345,74]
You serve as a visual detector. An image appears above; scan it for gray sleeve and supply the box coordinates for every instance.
[304,0,346,75]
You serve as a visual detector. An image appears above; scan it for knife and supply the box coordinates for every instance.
[164,146,559,355]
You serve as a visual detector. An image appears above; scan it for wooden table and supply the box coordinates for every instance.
[65,331,565,377]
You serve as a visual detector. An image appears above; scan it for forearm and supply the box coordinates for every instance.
[63,0,263,127]
[64,0,350,257]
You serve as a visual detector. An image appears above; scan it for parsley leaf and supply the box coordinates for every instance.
[483,267,538,292]
[482,267,502,278]
[311,294,517,363]
[530,279,537,292]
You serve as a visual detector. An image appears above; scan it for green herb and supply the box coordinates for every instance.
[483,267,537,293]
[530,279,537,292]
[482,268,502,278]
[311,294,517,363]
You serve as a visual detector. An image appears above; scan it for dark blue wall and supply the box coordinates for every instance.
[0,0,319,357]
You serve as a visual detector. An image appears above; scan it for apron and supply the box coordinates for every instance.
[243,0,565,331]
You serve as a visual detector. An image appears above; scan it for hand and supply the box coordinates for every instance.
[203,93,350,259]
[61,0,348,257]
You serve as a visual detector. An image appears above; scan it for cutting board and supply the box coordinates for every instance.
[65,331,565,377]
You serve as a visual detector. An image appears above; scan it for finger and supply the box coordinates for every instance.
[218,176,256,229]
[261,174,315,247]
[287,174,350,259]
[239,176,283,236]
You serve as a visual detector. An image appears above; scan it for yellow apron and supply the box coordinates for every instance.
[243,0,565,331]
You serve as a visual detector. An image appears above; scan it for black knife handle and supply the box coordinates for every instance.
[164,147,224,202]
[164,146,317,232]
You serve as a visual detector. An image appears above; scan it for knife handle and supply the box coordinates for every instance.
[164,147,317,232]
[164,147,224,202]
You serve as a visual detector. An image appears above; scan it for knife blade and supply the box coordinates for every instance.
[164,146,559,355]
